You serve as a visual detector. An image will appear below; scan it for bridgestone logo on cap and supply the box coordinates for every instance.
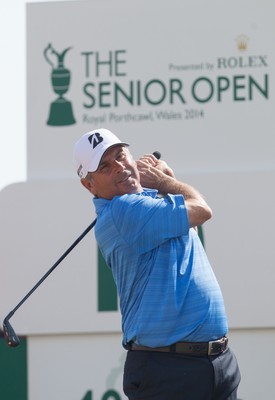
[88,132,104,148]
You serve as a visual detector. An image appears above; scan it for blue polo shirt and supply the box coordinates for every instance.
[93,189,228,347]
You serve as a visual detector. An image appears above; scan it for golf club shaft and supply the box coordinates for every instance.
[3,218,97,346]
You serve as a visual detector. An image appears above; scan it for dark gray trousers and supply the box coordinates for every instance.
[123,347,241,400]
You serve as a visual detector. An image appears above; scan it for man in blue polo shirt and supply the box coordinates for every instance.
[74,128,240,400]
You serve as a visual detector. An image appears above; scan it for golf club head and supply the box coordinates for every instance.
[3,318,20,347]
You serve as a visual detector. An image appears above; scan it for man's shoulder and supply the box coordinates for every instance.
[113,189,159,206]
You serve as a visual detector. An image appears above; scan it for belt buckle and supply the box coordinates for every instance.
[208,337,227,355]
[208,340,215,355]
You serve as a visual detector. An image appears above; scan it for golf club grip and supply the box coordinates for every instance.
[153,151,161,160]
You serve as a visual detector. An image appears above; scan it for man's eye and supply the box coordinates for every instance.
[117,152,126,160]
[99,164,107,172]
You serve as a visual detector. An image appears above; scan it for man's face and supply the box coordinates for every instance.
[82,145,142,199]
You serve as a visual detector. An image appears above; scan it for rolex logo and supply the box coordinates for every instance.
[236,34,249,52]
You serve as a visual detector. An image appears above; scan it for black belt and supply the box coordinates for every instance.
[128,336,228,356]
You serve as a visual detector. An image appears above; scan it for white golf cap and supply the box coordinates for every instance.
[73,128,129,178]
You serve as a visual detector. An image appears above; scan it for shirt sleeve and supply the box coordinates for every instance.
[111,193,190,253]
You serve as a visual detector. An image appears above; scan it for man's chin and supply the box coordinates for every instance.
[119,179,141,194]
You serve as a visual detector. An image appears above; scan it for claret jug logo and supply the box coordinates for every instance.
[44,43,76,126]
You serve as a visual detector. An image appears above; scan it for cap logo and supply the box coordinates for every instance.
[88,132,104,148]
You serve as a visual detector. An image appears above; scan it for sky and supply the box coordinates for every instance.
[0,0,72,191]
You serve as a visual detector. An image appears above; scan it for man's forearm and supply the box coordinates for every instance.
[138,159,202,200]
[158,174,201,199]
[137,160,212,227]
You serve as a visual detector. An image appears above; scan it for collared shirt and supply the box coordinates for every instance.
[93,189,228,347]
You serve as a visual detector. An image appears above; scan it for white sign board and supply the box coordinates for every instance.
[1,2,275,400]
[0,0,274,338]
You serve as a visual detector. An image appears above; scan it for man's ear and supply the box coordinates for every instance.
[80,177,95,194]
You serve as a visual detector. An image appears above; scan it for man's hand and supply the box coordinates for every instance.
[137,154,175,188]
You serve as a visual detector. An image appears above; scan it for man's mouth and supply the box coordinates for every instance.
[117,172,131,184]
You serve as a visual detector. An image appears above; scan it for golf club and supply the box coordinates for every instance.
[2,218,97,347]
[2,151,161,348]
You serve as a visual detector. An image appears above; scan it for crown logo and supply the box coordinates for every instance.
[236,34,249,52]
